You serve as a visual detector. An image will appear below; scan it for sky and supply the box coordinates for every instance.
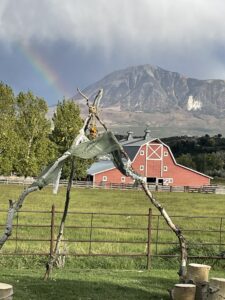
[1,0,225,106]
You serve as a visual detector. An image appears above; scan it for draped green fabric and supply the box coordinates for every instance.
[69,131,122,159]
[31,160,64,189]
[31,131,144,189]
[31,131,141,189]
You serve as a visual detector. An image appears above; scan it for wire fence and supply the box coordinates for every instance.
[0,206,225,269]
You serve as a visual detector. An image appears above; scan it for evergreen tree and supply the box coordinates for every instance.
[50,99,93,179]
[14,91,56,177]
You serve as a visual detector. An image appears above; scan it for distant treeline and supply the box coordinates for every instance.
[162,134,225,177]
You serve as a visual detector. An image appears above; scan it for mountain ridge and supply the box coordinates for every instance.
[73,64,225,137]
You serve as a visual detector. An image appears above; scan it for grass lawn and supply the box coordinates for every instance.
[0,268,224,300]
[1,267,225,300]
[1,185,225,299]
[0,268,175,300]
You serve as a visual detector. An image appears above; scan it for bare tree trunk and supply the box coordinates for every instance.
[0,186,39,250]
[119,148,188,280]
[44,159,75,280]
[141,182,187,280]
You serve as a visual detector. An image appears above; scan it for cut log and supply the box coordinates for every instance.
[208,277,225,300]
[171,283,196,300]
[186,263,211,283]
[186,263,211,300]
[0,283,13,299]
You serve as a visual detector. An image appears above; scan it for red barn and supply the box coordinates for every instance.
[87,130,211,187]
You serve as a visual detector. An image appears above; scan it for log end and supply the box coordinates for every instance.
[186,263,211,283]
[210,277,225,282]
[171,283,196,300]
[0,283,13,299]
[209,277,225,295]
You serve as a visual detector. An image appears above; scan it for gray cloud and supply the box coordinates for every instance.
[1,0,225,50]
[1,0,225,104]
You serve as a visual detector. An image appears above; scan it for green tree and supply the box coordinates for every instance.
[176,153,196,170]
[205,152,223,172]
[50,99,93,179]
[0,82,18,175]
[192,153,208,173]
[14,91,56,177]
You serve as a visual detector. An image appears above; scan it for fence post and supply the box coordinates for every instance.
[89,213,94,255]
[15,212,19,253]
[50,204,55,256]
[147,208,152,270]
[219,217,223,252]
[155,215,160,255]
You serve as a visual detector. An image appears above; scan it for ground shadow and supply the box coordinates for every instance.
[3,272,176,300]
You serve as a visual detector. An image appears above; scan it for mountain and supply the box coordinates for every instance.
[73,65,225,137]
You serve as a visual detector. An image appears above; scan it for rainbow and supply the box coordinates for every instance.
[18,41,69,100]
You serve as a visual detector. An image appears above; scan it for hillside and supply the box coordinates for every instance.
[73,65,225,137]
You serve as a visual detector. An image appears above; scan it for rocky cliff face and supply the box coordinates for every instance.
[73,65,225,137]
[76,65,225,117]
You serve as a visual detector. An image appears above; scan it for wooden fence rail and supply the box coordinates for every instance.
[0,178,224,194]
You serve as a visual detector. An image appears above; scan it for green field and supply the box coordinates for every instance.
[1,185,225,299]
[1,185,225,261]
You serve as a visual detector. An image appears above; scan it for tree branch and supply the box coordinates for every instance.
[77,88,89,107]
[119,149,187,280]
[94,107,188,279]
[0,186,39,250]
[44,159,75,280]
[140,181,187,279]
[93,89,103,107]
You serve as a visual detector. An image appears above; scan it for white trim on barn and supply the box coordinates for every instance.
[158,139,212,179]
[147,144,163,160]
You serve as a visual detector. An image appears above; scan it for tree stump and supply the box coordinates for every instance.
[186,263,211,283]
[186,263,211,300]
[171,283,196,300]
[0,283,13,299]
[207,277,225,300]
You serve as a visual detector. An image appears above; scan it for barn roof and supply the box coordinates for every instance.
[123,145,140,161]
[120,130,153,147]
[87,160,115,175]
[120,130,154,160]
